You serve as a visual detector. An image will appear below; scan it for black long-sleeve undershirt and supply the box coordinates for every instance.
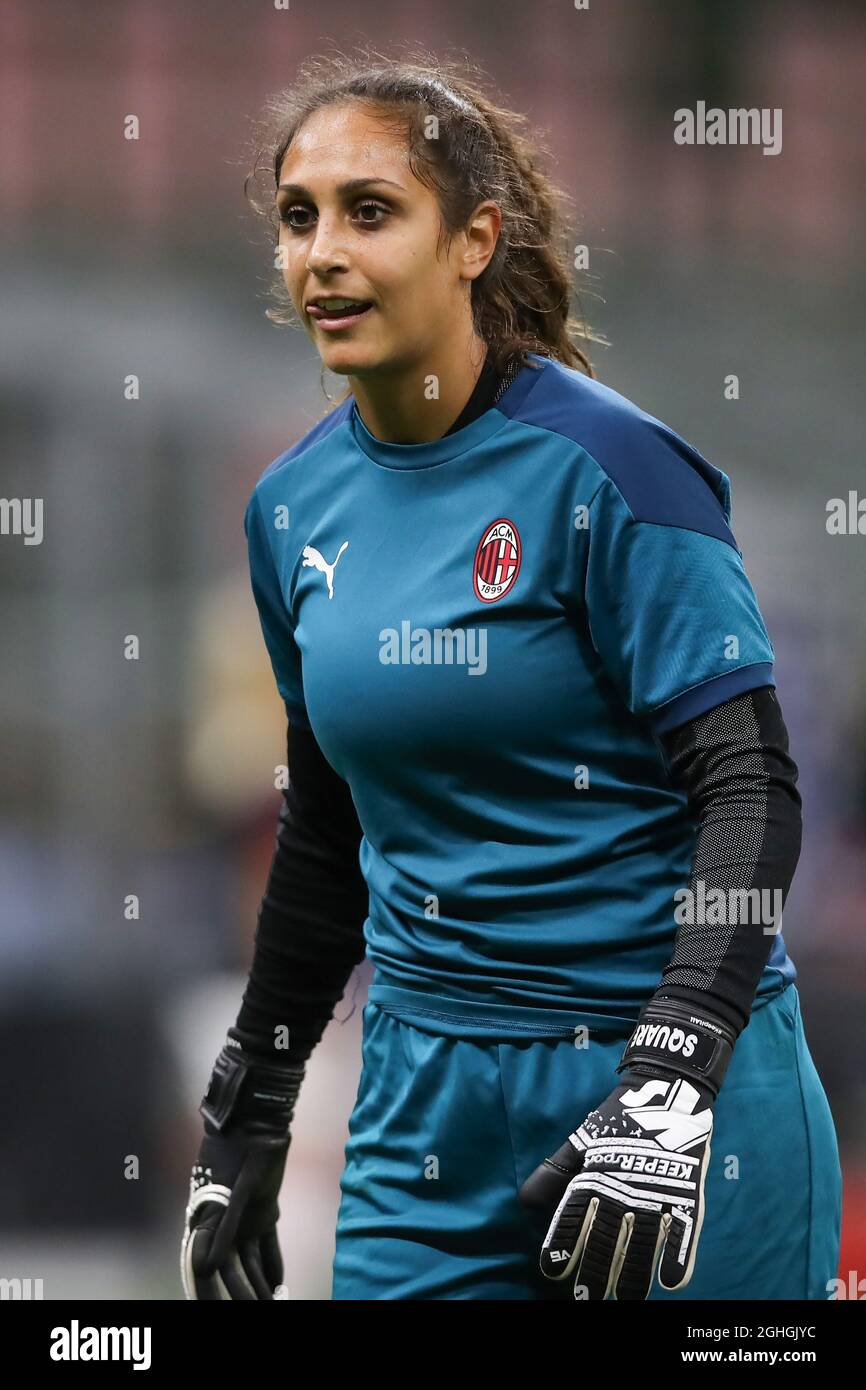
[651,684,802,1036]
[230,716,368,1064]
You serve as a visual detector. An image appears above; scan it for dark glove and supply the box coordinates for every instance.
[519,997,736,1300]
[181,1036,305,1300]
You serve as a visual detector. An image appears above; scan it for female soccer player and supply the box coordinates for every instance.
[181,52,842,1301]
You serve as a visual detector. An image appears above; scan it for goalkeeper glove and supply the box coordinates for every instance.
[518,997,736,1300]
[181,1036,305,1300]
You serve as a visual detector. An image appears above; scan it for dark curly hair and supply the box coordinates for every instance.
[244,43,602,402]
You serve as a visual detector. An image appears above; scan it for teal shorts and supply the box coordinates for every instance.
[332,984,841,1300]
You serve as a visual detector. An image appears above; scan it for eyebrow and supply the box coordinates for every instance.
[276,177,406,197]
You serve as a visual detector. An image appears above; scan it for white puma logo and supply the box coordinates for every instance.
[301,541,349,599]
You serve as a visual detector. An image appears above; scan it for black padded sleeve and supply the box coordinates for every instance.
[230,716,368,1065]
[652,685,803,1038]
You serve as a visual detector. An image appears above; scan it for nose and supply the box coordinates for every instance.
[304,211,350,275]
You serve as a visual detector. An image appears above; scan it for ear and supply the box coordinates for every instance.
[459,200,502,283]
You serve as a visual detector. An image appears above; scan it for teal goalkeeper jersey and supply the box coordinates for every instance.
[244,353,795,1039]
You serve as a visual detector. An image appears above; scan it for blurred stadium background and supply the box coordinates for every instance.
[1,0,864,1299]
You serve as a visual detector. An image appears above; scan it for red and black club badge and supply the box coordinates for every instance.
[473,517,522,602]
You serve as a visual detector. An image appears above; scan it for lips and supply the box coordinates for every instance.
[306,300,374,323]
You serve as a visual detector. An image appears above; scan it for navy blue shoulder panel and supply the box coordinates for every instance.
[258,395,355,486]
[497,354,738,550]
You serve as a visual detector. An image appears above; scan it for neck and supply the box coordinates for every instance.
[347,330,489,444]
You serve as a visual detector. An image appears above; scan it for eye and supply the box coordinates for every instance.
[278,203,312,230]
[354,200,389,225]
[276,199,391,231]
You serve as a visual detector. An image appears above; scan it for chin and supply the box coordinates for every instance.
[319,346,388,378]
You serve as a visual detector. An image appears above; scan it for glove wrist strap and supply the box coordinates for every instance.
[615,996,737,1098]
[200,1035,306,1137]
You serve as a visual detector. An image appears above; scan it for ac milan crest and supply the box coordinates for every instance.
[473,517,521,602]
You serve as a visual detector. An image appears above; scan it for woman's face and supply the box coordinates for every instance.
[276,102,496,378]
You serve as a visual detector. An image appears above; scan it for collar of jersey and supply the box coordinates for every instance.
[348,355,547,470]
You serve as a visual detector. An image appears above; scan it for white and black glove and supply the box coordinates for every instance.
[181,1037,305,1300]
[519,998,736,1300]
